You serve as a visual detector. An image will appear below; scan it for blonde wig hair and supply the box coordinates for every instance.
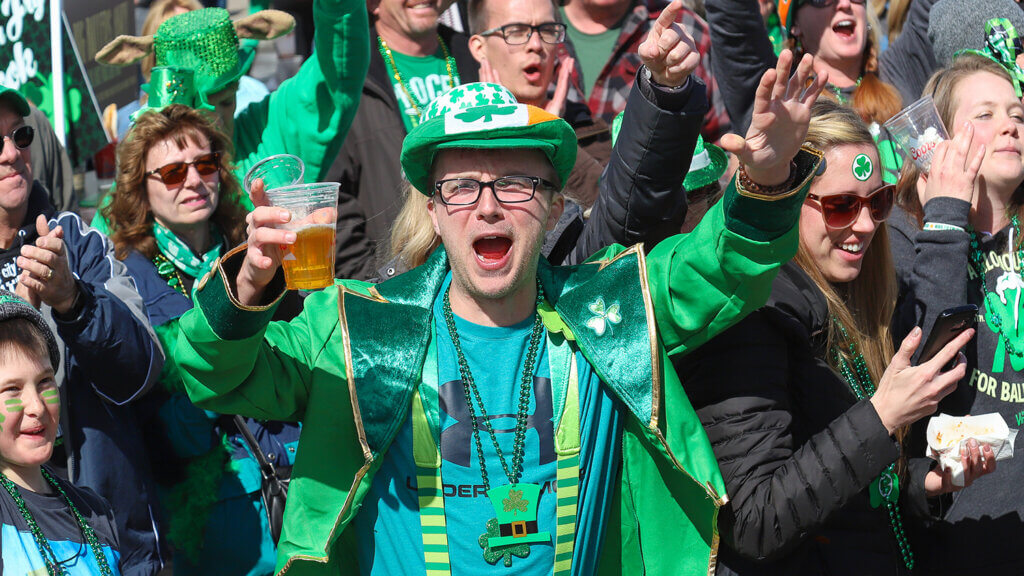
[103,104,248,261]
[389,181,441,269]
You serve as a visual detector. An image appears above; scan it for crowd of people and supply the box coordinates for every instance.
[0,0,1022,573]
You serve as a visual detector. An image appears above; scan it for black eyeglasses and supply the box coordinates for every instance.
[434,175,557,206]
[146,152,221,187]
[1,125,34,155]
[805,184,895,229]
[479,22,567,45]
[800,0,866,7]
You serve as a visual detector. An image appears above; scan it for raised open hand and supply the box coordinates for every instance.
[720,50,828,185]
[638,0,700,87]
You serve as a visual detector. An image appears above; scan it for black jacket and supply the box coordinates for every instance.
[325,25,479,281]
[679,262,919,576]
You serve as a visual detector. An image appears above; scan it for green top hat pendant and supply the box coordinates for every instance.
[485,483,550,548]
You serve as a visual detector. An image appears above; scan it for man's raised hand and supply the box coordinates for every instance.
[638,0,700,87]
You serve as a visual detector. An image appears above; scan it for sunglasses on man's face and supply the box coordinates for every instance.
[1,125,34,155]
[805,184,895,230]
[146,152,221,187]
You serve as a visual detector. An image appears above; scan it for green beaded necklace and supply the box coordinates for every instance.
[441,279,545,490]
[830,318,915,571]
[968,215,1024,361]
[153,253,188,297]
[0,468,115,576]
[829,76,862,105]
[377,35,458,124]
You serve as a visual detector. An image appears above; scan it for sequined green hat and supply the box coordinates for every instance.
[95,8,294,96]
[155,9,253,96]
[132,67,214,121]
[401,82,578,196]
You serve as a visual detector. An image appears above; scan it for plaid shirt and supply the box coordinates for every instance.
[562,0,730,143]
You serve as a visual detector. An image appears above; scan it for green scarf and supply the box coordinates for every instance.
[152,221,225,280]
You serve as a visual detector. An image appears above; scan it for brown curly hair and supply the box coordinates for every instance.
[104,105,248,262]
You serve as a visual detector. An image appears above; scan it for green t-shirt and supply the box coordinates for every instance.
[561,7,622,99]
[385,48,459,132]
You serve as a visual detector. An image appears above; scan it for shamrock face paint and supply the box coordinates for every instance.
[852,153,874,181]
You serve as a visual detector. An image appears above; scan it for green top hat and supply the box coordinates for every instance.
[0,86,29,117]
[155,8,255,96]
[401,82,578,196]
[131,67,215,122]
[485,484,551,548]
[684,136,728,190]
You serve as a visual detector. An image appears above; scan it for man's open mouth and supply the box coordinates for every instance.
[473,235,513,267]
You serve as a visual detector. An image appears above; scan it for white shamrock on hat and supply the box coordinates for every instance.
[421,82,518,124]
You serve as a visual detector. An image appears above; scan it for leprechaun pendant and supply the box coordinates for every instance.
[478,483,551,566]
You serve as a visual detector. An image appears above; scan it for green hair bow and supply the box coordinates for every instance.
[955,18,1024,98]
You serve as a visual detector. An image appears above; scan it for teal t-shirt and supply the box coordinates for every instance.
[560,7,622,99]
[355,274,624,575]
[385,48,459,132]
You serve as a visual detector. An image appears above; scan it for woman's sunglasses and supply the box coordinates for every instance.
[805,184,895,229]
[146,152,221,187]
[1,125,34,154]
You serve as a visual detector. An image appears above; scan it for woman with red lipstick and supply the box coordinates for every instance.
[679,99,992,576]
[102,100,300,575]
[889,52,1024,574]
[705,0,905,183]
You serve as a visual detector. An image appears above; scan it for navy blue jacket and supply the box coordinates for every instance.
[0,184,165,576]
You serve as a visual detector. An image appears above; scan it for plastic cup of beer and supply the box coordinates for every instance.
[264,182,340,290]
[244,154,305,194]
[883,95,949,173]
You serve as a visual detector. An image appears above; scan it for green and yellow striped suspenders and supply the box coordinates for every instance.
[411,329,581,576]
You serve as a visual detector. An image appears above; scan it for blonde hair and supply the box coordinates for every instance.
[389,182,441,269]
[797,99,896,390]
[140,0,203,81]
[896,54,1024,231]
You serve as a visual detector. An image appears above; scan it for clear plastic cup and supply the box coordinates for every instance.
[883,95,949,173]
[264,182,340,290]
[244,154,305,194]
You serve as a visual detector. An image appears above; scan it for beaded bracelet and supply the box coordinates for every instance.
[737,161,798,196]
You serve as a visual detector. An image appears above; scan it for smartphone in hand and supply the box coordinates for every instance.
[918,305,978,370]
